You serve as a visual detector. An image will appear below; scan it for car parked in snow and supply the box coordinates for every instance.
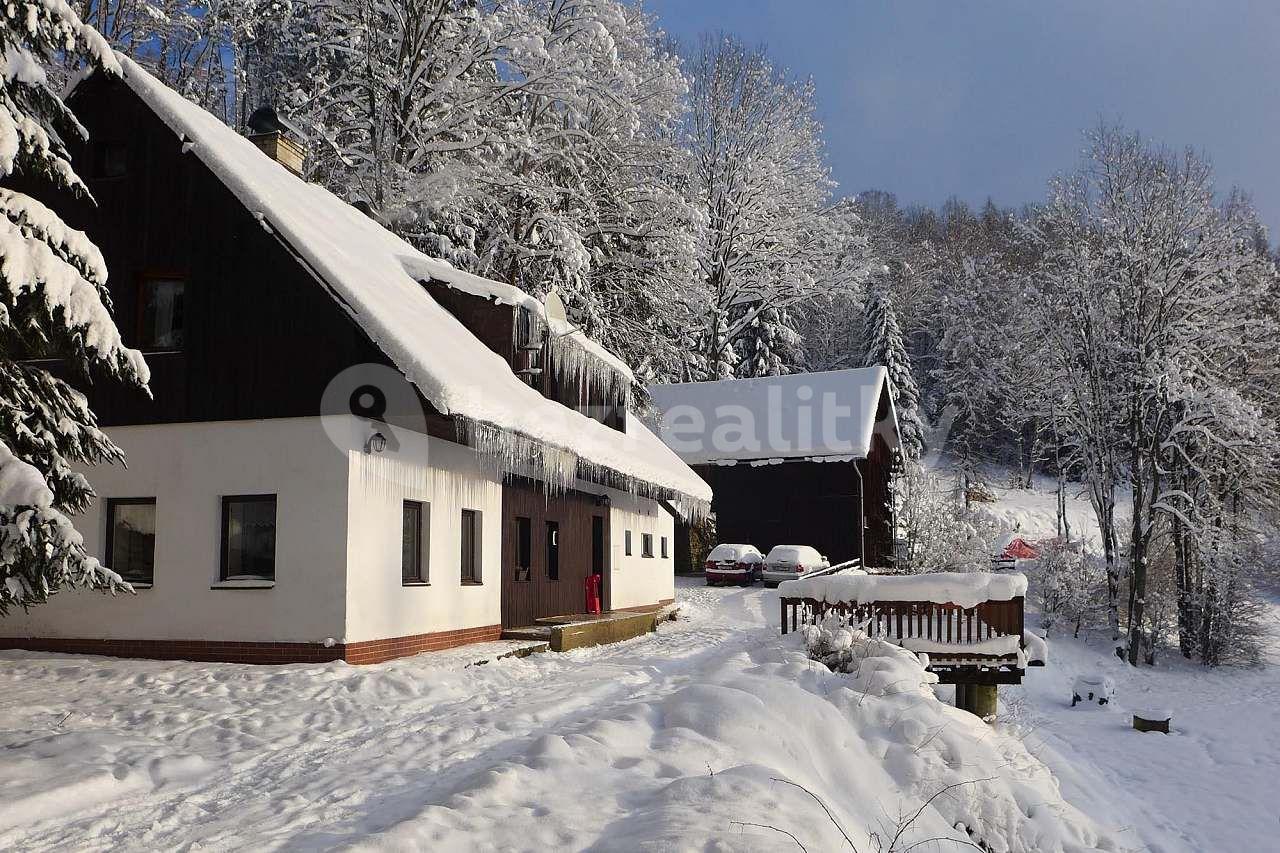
[704,544,764,586]
[760,545,829,586]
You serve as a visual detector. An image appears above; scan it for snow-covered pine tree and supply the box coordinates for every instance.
[0,4,149,615]
[736,303,798,377]
[860,281,925,458]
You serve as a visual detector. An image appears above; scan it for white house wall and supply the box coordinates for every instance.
[2,417,350,643]
[343,425,503,643]
[605,489,675,610]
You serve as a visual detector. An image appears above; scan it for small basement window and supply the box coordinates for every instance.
[624,529,632,556]
[461,509,481,584]
[139,277,185,350]
[221,495,276,581]
[642,533,654,558]
[546,520,560,581]
[106,498,156,585]
[514,516,532,582]
[402,500,428,584]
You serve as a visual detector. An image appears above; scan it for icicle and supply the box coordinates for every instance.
[454,416,709,522]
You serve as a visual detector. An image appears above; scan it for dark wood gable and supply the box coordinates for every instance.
[19,74,450,436]
[425,282,627,432]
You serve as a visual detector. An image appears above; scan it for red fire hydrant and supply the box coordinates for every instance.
[585,574,602,614]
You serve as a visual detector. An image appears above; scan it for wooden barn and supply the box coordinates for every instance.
[1,58,709,664]
[649,368,901,569]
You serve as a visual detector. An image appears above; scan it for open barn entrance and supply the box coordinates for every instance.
[501,479,610,629]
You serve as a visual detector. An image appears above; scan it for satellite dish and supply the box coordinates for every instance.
[544,289,568,325]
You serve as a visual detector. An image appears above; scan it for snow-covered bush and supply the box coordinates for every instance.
[895,463,1003,573]
[802,616,938,689]
[1030,541,1105,639]
[966,480,998,504]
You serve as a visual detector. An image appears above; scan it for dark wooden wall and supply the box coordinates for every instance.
[859,433,896,568]
[500,479,610,628]
[696,459,865,564]
[13,74,446,432]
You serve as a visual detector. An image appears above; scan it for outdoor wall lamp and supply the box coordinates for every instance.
[365,431,387,454]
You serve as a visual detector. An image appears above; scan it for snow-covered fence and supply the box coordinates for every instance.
[778,572,1028,684]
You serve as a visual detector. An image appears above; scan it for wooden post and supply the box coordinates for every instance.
[955,683,969,711]
[967,685,998,722]
[781,599,788,635]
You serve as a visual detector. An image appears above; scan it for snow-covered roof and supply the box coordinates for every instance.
[647,367,899,465]
[100,57,708,509]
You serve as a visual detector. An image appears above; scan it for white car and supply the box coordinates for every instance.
[760,545,830,586]
[704,543,764,586]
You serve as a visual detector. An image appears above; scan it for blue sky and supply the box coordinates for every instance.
[648,0,1280,240]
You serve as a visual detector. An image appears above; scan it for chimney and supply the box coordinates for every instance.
[246,106,306,177]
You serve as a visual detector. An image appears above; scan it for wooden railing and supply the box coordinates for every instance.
[780,595,1025,667]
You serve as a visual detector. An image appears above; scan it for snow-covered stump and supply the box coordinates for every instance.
[1071,673,1114,707]
[1133,711,1171,734]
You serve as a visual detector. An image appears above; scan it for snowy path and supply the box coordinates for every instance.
[0,582,782,851]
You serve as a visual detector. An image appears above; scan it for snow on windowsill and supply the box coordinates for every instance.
[210,579,275,590]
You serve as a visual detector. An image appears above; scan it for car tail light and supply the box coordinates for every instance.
[705,561,717,571]
[795,565,804,573]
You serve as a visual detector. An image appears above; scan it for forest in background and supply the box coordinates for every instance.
[61,0,1280,669]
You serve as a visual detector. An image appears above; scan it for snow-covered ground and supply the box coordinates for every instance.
[4,578,1111,852]
[976,474,1280,853]
[2,474,1275,852]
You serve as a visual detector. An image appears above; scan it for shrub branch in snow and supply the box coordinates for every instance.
[0,3,147,614]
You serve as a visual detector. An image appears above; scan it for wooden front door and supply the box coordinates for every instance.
[592,513,610,612]
[501,479,607,628]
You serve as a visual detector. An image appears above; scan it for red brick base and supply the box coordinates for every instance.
[0,624,504,666]
[343,625,503,664]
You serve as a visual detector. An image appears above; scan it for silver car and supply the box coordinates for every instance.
[760,545,829,586]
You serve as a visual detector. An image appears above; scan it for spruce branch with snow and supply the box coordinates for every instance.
[0,1,148,614]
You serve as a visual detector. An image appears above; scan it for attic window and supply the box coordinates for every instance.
[138,277,185,351]
[88,140,127,179]
[513,305,544,385]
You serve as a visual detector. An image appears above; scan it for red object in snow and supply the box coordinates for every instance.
[1001,537,1041,560]
[585,574,602,614]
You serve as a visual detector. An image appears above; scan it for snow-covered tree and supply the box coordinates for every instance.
[686,35,854,378]
[860,281,925,458]
[894,463,1001,574]
[278,0,700,381]
[1,3,149,615]
[1028,125,1279,664]
[1032,542,1105,639]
